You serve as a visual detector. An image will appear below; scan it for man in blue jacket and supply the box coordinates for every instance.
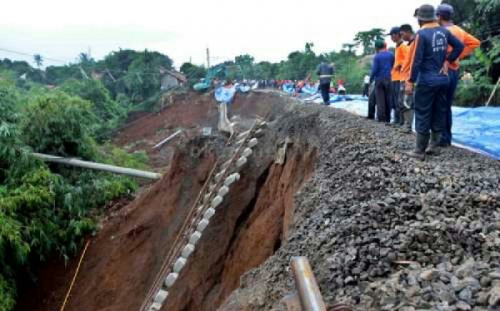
[317,62,335,105]
[405,4,464,160]
[370,40,395,123]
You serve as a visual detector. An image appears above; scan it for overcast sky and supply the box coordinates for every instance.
[1,0,440,69]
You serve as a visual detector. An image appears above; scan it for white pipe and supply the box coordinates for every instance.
[153,130,183,149]
[32,153,161,180]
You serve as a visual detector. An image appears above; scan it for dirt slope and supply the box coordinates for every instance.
[16,91,314,311]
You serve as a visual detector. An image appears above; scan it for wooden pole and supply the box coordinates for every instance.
[32,153,161,180]
[486,77,500,107]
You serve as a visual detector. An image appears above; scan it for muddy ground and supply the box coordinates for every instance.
[16,91,500,311]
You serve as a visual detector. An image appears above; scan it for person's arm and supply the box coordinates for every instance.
[460,31,481,59]
[447,31,465,63]
[370,55,379,83]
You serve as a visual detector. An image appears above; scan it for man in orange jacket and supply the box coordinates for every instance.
[389,27,409,126]
[437,4,480,146]
[399,24,417,133]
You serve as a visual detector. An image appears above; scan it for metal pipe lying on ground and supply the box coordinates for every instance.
[153,130,183,149]
[32,153,161,180]
[290,257,327,311]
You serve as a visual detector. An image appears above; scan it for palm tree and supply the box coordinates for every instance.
[34,54,43,68]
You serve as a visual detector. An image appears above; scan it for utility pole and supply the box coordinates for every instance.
[206,48,210,68]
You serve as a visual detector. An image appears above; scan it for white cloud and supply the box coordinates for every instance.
[1,0,440,68]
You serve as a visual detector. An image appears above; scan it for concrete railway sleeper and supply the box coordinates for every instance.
[140,119,267,311]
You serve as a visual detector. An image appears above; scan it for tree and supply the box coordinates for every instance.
[180,62,207,84]
[354,28,385,55]
[33,54,43,69]
[235,54,255,79]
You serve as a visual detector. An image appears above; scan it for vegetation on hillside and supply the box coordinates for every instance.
[0,69,148,310]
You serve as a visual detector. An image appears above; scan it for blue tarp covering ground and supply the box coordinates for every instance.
[329,97,500,159]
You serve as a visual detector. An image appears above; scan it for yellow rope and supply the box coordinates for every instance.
[60,240,90,311]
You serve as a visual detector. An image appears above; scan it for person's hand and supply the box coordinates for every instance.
[440,62,449,76]
[395,64,403,72]
[405,81,414,95]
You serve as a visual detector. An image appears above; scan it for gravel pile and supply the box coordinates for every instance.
[231,106,500,311]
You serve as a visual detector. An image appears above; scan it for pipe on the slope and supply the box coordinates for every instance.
[32,153,161,180]
[291,257,327,311]
[153,130,183,149]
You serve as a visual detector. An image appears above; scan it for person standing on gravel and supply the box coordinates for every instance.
[389,26,409,126]
[436,4,480,147]
[317,62,335,105]
[405,4,464,160]
[399,24,417,133]
[370,40,394,123]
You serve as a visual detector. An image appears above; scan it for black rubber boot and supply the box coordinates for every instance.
[426,132,441,155]
[406,133,429,160]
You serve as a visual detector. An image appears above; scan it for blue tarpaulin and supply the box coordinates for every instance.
[330,98,500,159]
[215,86,237,104]
[302,84,319,95]
[452,106,500,159]
[236,84,251,93]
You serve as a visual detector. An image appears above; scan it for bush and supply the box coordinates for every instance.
[0,73,150,311]
[454,78,500,107]
[59,79,126,136]
[21,92,99,159]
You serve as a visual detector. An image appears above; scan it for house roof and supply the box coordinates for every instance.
[160,66,187,83]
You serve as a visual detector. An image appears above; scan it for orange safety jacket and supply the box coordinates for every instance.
[392,41,409,81]
[400,37,416,82]
[446,24,480,71]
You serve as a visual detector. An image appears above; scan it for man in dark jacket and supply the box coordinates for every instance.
[405,4,464,160]
[370,40,395,123]
[317,62,335,105]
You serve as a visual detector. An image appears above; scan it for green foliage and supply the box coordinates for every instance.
[277,43,318,80]
[454,77,500,106]
[354,28,385,55]
[234,54,255,79]
[21,92,98,159]
[59,79,126,134]
[0,275,16,311]
[180,62,207,85]
[0,73,149,311]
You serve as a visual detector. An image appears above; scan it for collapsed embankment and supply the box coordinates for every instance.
[16,90,500,311]
[16,91,318,311]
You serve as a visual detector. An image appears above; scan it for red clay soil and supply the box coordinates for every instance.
[15,141,316,311]
[16,144,217,311]
[113,91,280,169]
[16,91,314,311]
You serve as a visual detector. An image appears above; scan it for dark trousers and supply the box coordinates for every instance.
[375,79,392,123]
[441,69,459,145]
[414,83,448,135]
[319,83,330,105]
[368,83,376,119]
[362,83,369,97]
[391,81,403,124]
